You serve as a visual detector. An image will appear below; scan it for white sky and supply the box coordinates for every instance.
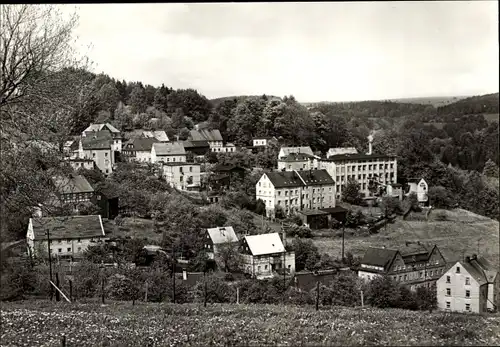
[65,2,498,102]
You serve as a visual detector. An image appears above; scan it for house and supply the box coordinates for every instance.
[255,169,336,218]
[298,209,329,229]
[52,174,94,205]
[316,136,397,200]
[210,164,246,190]
[188,128,224,151]
[151,142,186,163]
[278,152,315,171]
[122,137,159,162]
[437,255,499,313]
[81,131,114,175]
[204,226,239,261]
[252,137,278,148]
[92,188,119,220]
[26,215,106,259]
[405,178,429,206]
[161,162,201,191]
[64,158,95,171]
[239,232,295,279]
[182,140,210,158]
[82,123,122,153]
[358,243,448,291]
[278,146,315,160]
[142,130,169,142]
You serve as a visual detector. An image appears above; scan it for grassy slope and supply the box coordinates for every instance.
[1,300,499,346]
[312,208,499,268]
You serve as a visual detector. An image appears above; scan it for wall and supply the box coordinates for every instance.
[84,148,113,175]
[31,237,105,258]
[163,164,201,190]
[277,160,311,171]
[156,155,187,164]
[241,252,295,279]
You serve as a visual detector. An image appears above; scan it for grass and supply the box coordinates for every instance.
[312,208,499,268]
[104,217,162,243]
[1,300,499,346]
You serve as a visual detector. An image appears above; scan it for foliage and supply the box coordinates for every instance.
[288,238,321,272]
[274,205,286,219]
[483,159,499,177]
[380,196,403,216]
[192,273,235,303]
[286,225,313,238]
[342,178,363,205]
[215,241,242,273]
[427,186,456,209]
[364,275,401,308]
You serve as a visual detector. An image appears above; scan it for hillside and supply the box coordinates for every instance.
[1,301,499,346]
[303,95,469,108]
[210,95,281,108]
[437,92,499,116]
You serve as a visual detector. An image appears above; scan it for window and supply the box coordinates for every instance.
[105,152,108,157]
[278,191,281,196]
[77,247,81,252]
[398,276,402,281]
[189,167,193,172]
[456,266,460,273]
[265,265,268,270]
[58,248,62,253]
[446,301,451,309]
[67,248,71,252]
[257,266,261,271]
[93,153,96,158]
[465,303,470,311]
[465,290,470,298]
[465,277,470,285]
[446,288,451,296]
[105,169,109,174]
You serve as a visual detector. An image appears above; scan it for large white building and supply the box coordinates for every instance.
[162,162,201,191]
[278,146,315,160]
[256,169,336,218]
[151,142,186,163]
[68,132,114,175]
[122,137,159,162]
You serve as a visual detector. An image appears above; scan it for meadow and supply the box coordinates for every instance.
[1,300,500,346]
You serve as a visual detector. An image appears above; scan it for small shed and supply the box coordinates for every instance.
[298,209,329,229]
[319,206,349,223]
[92,187,119,220]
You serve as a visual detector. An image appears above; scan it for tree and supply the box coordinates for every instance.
[129,86,147,114]
[97,82,120,117]
[365,275,401,308]
[171,108,185,129]
[427,186,456,209]
[342,178,363,205]
[274,205,286,219]
[483,159,499,177]
[289,238,321,272]
[215,239,242,273]
[380,196,403,216]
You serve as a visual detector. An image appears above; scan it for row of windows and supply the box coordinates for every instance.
[445,288,471,298]
[48,238,98,244]
[62,192,93,201]
[336,172,394,183]
[391,268,443,281]
[253,264,292,272]
[51,246,82,253]
[341,163,394,172]
[446,275,470,285]
[445,302,471,311]
[394,261,440,271]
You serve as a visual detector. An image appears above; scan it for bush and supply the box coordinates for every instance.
[193,274,235,303]
[284,286,314,305]
[106,273,141,302]
[365,275,401,308]
[434,211,448,221]
[286,225,312,238]
[427,186,456,209]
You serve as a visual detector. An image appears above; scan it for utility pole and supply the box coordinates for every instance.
[46,229,53,301]
[172,246,176,304]
[341,221,345,264]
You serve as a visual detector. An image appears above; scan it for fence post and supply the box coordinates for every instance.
[236,287,240,305]
[204,272,207,308]
[360,290,364,307]
[144,281,148,302]
[69,280,73,302]
[55,273,61,302]
[101,274,105,304]
[315,281,320,311]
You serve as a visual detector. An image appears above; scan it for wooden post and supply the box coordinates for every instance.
[315,281,320,311]
[360,290,364,307]
[46,230,53,301]
[144,281,148,302]
[172,248,176,304]
[204,272,207,308]
[61,335,66,347]
[69,280,73,302]
[55,273,61,302]
[101,272,105,304]
[341,223,345,264]
[236,287,240,304]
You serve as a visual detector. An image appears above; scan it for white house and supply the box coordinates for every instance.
[278,146,315,160]
[162,162,201,191]
[189,128,224,151]
[252,137,278,147]
[151,142,186,163]
[255,169,336,218]
[204,226,239,261]
[64,158,95,171]
[27,215,106,259]
[81,132,114,175]
[277,152,315,171]
[83,123,122,153]
[239,232,295,279]
[436,255,499,313]
[122,137,159,162]
[406,178,429,206]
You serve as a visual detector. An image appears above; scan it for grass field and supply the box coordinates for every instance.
[1,300,499,346]
[312,208,499,268]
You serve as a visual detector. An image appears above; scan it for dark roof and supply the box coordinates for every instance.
[279,152,314,162]
[82,132,112,150]
[182,140,210,149]
[153,142,185,156]
[265,171,305,188]
[30,215,105,241]
[97,186,119,199]
[361,247,398,269]
[213,164,245,172]
[296,170,335,186]
[53,175,94,195]
[323,153,396,162]
[299,209,329,216]
[211,173,230,181]
[319,206,349,214]
[253,136,276,140]
[189,129,223,142]
[123,137,159,152]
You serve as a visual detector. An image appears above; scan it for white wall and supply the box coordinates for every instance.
[84,148,113,175]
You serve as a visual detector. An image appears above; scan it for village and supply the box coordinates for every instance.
[19,121,499,315]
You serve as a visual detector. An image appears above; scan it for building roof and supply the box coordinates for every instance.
[296,170,335,186]
[189,129,223,142]
[361,247,398,269]
[299,209,329,216]
[244,232,285,256]
[53,175,94,195]
[81,131,112,150]
[182,140,210,149]
[153,142,186,156]
[459,262,489,286]
[83,123,120,134]
[161,162,201,167]
[142,130,169,142]
[124,137,159,152]
[207,226,238,244]
[253,136,276,140]
[30,215,105,241]
[265,171,305,188]
[279,152,314,162]
[319,206,349,214]
[213,164,245,172]
[279,146,314,157]
[323,153,396,162]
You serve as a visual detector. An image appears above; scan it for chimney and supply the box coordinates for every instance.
[367,134,373,155]
[471,254,477,261]
[465,256,471,263]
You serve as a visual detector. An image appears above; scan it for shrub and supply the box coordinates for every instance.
[365,275,401,308]
[286,225,312,238]
[106,273,141,302]
[434,211,448,221]
[193,274,235,303]
[284,286,314,305]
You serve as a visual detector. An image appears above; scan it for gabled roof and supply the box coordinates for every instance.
[361,247,399,269]
[189,129,223,142]
[253,136,277,140]
[30,215,105,241]
[244,233,285,256]
[153,142,186,156]
[182,140,210,149]
[265,171,305,188]
[279,146,314,157]
[213,164,245,172]
[83,123,120,134]
[296,170,335,186]
[279,152,314,162]
[458,262,489,286]
[207,226,238,244]
[52,175,94,195]
[124,137,159,152]
[142,130,169,142]
[468,257,498,284]
[81,131,112,150]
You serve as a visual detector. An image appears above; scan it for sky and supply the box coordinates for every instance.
[65,2,498,102]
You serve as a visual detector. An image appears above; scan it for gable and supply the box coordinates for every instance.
[389,253,405,272]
